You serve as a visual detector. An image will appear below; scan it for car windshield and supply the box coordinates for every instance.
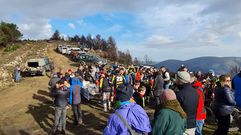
[28,62,39,67]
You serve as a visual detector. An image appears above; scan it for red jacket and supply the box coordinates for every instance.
[192,80,207,120]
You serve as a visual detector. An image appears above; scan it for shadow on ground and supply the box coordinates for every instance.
[26,89,109,135]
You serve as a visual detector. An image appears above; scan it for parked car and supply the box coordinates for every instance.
[61,46,68,54]
[66,47,81,55]
[74,54,107,65]
[57,44,63,52]
[23,57,54,76]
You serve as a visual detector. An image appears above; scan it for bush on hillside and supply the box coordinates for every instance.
[4,44,21,52]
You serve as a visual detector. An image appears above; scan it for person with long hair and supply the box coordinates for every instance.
[212,74,236,135]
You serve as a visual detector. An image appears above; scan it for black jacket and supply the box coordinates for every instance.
[176,83,199,128]
[53,87,69,108]
[133,92,144,108]
[212,85,236,116]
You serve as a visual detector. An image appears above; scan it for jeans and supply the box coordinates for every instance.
[154,90,162,106]
[195,120,204,135]
[102,92,111,104]
[15,71,21,82]
[72,104,82,124]
[52,107,67,132]
[163,84,170,90]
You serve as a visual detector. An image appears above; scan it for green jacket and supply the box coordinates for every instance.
[152,100,186,135]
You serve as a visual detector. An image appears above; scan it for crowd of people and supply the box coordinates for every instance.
[47,62,241,135]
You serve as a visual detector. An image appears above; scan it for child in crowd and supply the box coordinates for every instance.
[133,85,146,108]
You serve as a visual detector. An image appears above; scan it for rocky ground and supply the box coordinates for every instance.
[0,42,240,135]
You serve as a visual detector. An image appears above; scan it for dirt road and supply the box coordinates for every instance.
[0,44,108,135]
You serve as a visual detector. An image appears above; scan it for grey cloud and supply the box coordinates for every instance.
[0,0,153,19]
[200,0,241,15]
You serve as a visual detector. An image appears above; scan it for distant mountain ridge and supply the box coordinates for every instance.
[154,57,241,74]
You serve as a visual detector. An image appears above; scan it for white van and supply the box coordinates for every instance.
[61,46,68,54]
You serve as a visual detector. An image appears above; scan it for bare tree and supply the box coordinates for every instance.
[143,54,152,65]
[133,57,141,66]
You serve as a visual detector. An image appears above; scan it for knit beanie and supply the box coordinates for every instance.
[160,89,176,102]
[177,71,191,84]
[116,84,133,102]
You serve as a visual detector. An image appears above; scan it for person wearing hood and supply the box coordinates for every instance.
[152,89,186,135]
[103,84,151,135]
[70,74,83,125]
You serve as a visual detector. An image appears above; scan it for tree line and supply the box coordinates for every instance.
[0,21,142,65]
[50,30,140,65]
[0,21,22,47]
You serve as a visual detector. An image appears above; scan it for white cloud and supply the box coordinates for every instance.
[68,23,76,29]
[143,35,173,48]
[18,18,53,39]
[1,0,241,60]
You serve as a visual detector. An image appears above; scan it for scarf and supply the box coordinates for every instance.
[156,99,187,118]
[114,98,135,109]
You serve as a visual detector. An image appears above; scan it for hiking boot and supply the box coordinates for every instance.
[79,119,83,125]
[108,101,112,110]
[103,103,108,112]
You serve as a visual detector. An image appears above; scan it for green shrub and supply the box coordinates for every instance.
[4,44,21,52]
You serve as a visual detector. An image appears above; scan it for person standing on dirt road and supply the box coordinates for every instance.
[14,65,21,82]
[51,79,70,135]
[99,71,113,112]
[103,84,151,135]
[212,75,236,135]
[48,73,60,93]
[70,76,83,125]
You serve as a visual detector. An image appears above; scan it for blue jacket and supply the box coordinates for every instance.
[103,102,151,135]
[70,77,83,105]
[232,73,241,108]
[213,85,236,116]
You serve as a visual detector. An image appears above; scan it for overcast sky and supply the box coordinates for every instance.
[1,0,241,62]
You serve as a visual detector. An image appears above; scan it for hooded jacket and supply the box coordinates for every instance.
[70,77,83,105]
[103,102,151,135]
[192,80,207,120]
